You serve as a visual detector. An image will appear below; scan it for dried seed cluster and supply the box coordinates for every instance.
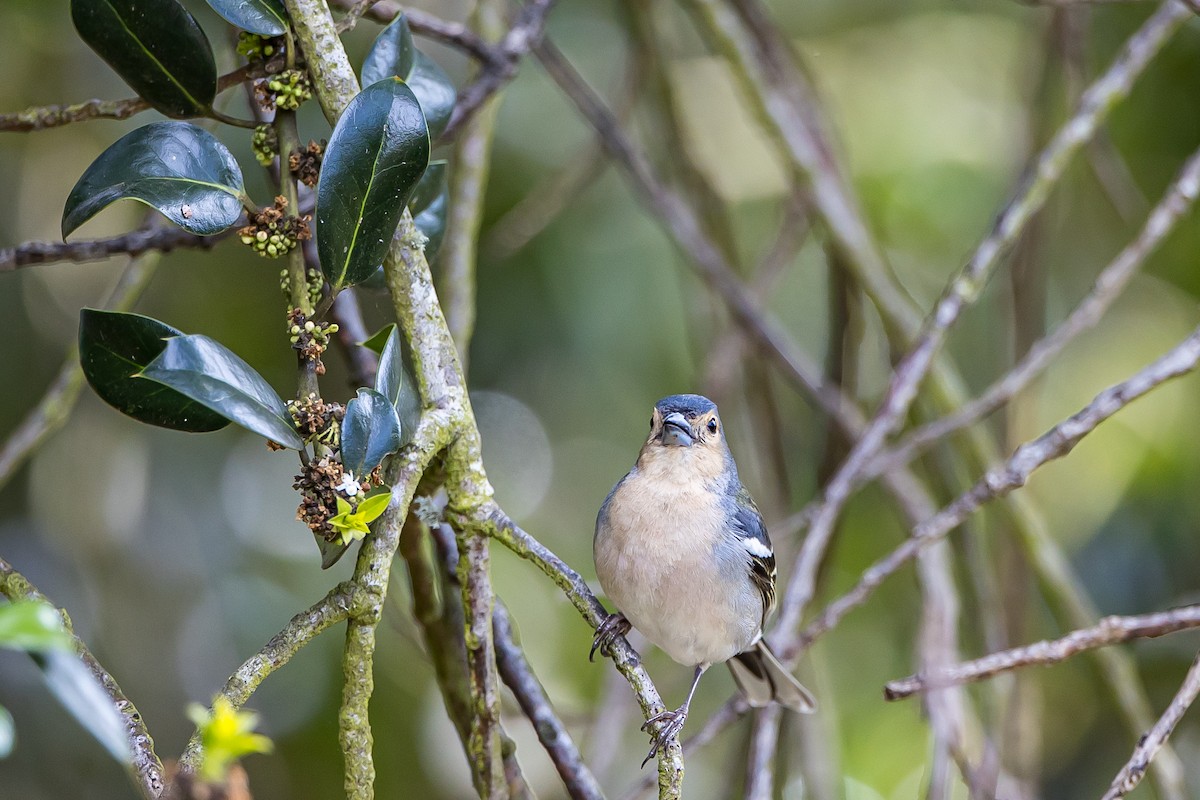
[294,457,380,543]
[288,140,325,188]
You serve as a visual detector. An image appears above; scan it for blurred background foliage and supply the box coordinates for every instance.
[3,0,1200,798]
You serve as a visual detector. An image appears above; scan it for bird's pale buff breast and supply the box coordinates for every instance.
[595,452,760,667]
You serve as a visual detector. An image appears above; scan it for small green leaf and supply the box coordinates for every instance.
[316,538,350,569]
[71,0,216,117]
[0,706,12,759]
[374,326,403,407]
[0,602,71,652]
[361,13,415,88]
[141,335,305,449]
[408,51,456,141]
[36,650,132,765]
[316,79,430,288]
[205,0,287,36]
[188,696,273,783]
[80,310,231,433]
[341,388,402,477]
[355,492,391,522]
[63,122,245,238]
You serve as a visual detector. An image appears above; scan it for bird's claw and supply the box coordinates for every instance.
[589,612,631,662]
[639,707,687,768]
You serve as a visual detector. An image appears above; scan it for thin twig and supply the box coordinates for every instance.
[743,705,783,800]
[1101,650,1200,800]
[774,0,1193,652]
[0,60,281,132]
[1,226,227,272]
[494,602,605,800]
[801,324,1200,648]
[886,606,1200,699]
[327,0,496,63]
[0,557,164,799]
[867,140,1200,482]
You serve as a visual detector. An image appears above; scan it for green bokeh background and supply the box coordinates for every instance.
[4,1,1200,798]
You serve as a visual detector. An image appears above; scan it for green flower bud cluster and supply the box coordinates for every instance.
[251,124,278,167]
[236,32,281,62]
[288,318,339,347]
[238,197,310,259]
[240,225,298,258]
[266,70,312,111]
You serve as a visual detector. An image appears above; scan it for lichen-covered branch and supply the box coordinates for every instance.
[1,226,226,272]
[0,557,164,799]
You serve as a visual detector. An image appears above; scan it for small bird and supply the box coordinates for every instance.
[592,393,815,764]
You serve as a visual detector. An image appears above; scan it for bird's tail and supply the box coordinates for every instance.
[727,638,816,713]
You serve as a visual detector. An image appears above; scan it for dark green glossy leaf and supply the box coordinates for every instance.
[341,388,402,477]
[409,159,445,216]
[0,706,12,759]
[79,310,231,433]
[316,79,430,288]
[360,324,420,445]
[361,13,414,88]
[71,0,216,117]
[36,650,132,765]
[408,51,456,140]
[205,0,287,36]
[63,122,245,238]
[316,537,350,570]
[141,335,305,449]
[414,190,447,263]
[359,324,394,356]
[0,602,72,652]
[374,325,403,407]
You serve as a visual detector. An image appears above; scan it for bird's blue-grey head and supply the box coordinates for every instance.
[651,394,719,448]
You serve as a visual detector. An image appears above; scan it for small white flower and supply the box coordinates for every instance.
[335,472,360,497]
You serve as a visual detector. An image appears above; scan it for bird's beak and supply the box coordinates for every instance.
[661,412,694,447]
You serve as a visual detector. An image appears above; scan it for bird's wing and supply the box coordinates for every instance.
[731,485,776,623]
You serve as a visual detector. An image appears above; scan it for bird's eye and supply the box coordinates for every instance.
[649,416,654,430]
[707,419,718,434]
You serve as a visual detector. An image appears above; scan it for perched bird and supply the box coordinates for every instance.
[592,393,815,763]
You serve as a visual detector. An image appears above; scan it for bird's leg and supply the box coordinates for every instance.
[590,611,631,662]
[640,664,707,767]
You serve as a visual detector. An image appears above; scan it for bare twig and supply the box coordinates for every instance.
[494,602,604,800]
[801,324,1200,648]
[327,0,496,63]
[743,705,783,800]
[868,141,1200,482]
[775,0,1192,649]
[441,0,559,141]
[0,60,281,132]
[1,226,227,272]
[886,606,1200,700]
[1101,650,1200,800]
[0,557,164,799]
[328,288,380,390]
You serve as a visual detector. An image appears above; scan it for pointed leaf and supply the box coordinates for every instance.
[360,324,420,444]
[341,388,402,477]
[316,78,430,288]
[80,309,231,433]
[374,326,404,407]
[64,122,245,238]
[408,160,446,216]
[356,492,392,523]
[359,324,395,356]
[361,13,415,88]
[414,190,448,263]
[35,650,132,765]
[0,602,72,652]
[408,51,456,141]
[141,335,305,449]
[205,0,287,36]
[71,0,216,117]
[316,537,350,569]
